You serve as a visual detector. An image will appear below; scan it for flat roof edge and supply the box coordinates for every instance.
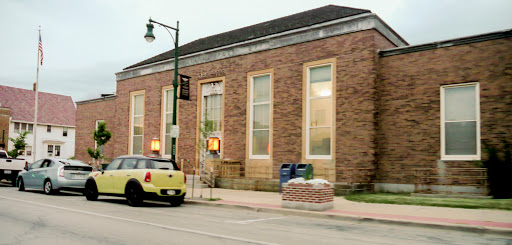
[76,95,116,105]
[379,29,512,57]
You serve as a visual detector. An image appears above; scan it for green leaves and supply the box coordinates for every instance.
[7,131,29,158]
[88,122,111,160]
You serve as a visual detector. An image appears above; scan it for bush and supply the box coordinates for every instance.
[483,141,512,199]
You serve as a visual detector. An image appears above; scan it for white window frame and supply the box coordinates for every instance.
[306,63,334,160]
[161,87,175,158]
[249,73,272,159]
[130,91,145,155]
[440,82,481,161]
[63,126,68,137]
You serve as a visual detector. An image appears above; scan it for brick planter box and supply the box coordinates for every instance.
[281,183,334,211]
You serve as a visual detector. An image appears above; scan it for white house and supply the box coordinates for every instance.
[0,85,76,162]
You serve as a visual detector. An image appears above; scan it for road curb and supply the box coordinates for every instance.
[185,199,512,236]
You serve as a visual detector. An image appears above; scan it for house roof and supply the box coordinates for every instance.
[124,5,371,70]
[0,85,76,127]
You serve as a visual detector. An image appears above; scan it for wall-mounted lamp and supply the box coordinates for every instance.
[151,137,160,157]
[208,137,220,153]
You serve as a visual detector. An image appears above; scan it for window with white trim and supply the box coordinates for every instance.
[63,127,68,137]
[307,64,333,158]
[250,74,271,158]
[47,144,61,157]
[162,88,174,156]
[14,123,33,134]
[130,92,144,155]
[441,83,480,160]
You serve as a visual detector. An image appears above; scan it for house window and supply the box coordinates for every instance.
[47,145,61,157]
[14,123,20,133]
[47,125,51,133]
[130,92,144,155]
[47,145,53,156]
[306,64,333,159]
[249,73,271,158]
[162,88,175,156]
[441,83,480,160]
[25,146,32,156]
[63,127,68,137]
[200,81,223,160]
[14,123,33,134]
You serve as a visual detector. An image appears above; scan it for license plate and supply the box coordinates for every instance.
[167,190,176,195]
[73,174,86,179]
[4,170,11,174]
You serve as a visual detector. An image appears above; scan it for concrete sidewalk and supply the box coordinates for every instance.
[185,187,512,235]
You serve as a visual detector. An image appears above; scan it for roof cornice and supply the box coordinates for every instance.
[116,13,407,81]
[380,29,512,57]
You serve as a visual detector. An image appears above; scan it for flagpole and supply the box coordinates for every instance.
[33,27,40,162]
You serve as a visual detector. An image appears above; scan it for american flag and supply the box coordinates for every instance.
[38,33,43,65]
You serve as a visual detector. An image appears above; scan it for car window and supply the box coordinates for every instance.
[42,160,52,168]
[30,160,44,169]
[151,160,176,170]
[135,159,150,169]
[120,159,137,169]
[105,159,122,171]
[48,161,55,167]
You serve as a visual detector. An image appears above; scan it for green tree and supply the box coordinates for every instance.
[87,122,112,160]
[8,131,29,158]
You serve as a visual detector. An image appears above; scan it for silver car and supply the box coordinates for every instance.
[17,158,93,194]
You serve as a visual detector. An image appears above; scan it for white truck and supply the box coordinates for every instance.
[0,150,28,186]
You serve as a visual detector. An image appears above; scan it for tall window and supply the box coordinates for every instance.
[441,83,480,160]
[47,125,52,133]
[250,74,271,158]
[205,94,222,131]
[307,64,333,158]
[63,127,68,137]
[162,88,174,156]
[130,92,144,155]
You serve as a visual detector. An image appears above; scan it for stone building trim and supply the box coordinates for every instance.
[116,13,407,82]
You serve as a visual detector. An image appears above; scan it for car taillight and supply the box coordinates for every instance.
[144,171,151,182]
[59,167,64,177]
[184,174,186,184]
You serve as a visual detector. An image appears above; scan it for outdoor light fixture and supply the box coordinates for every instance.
[150,138,160,152]
[208,137,220,152]
[144,22,155,43]
[144,18,179,161]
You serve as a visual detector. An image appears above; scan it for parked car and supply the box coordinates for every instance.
[83,155,187,207]
[0,150,28,186]
[17,158,93,194]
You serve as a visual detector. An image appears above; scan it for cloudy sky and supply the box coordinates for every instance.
[1,0,511,103]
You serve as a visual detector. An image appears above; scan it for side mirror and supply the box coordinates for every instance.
[24,166,29,171]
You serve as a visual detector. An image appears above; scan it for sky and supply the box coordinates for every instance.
[0,0,511,103]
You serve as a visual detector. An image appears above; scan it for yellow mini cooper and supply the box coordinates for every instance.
[84,155,186,207]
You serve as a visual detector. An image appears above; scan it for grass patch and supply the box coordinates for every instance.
[345,193,512,211]
[206,198,222,201]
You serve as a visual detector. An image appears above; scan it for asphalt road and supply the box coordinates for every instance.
[0,183,510,245]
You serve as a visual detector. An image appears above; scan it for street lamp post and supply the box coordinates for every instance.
[145,18,179,162]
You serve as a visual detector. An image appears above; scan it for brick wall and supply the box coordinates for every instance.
[376,38,512,184]
[282,183,334,204]
[113,29,388,180]
[75,98,117,162]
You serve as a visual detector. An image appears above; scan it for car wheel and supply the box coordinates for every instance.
[18,178,25,191]
[169,195,184,207]
[84,180,99,201]
[125,184,143,207]
[44,179,55,195]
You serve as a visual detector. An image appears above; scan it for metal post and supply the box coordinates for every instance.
[170,21,179,162]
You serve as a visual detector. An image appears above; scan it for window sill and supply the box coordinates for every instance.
[441,156,481,161]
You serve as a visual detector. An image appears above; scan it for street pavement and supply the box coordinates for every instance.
[185,187,512,236]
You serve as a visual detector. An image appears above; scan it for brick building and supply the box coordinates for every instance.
[75,5,512,194]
